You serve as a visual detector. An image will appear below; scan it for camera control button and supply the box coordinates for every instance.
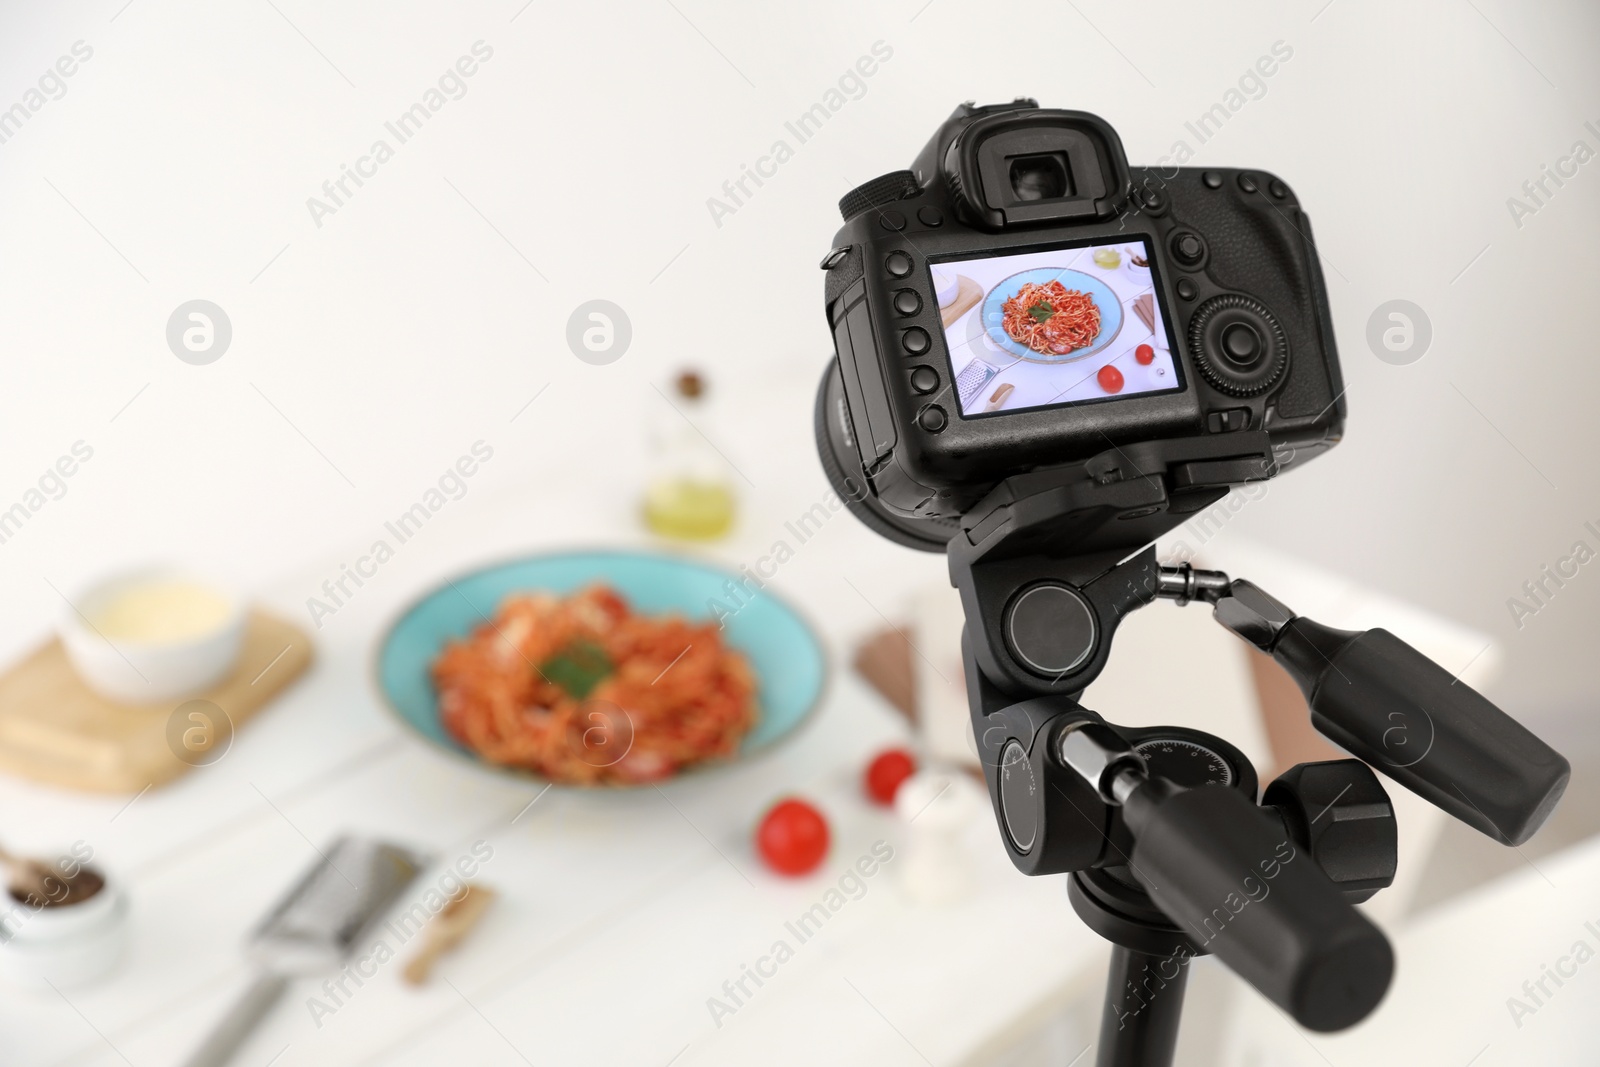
[910,366,939,394]
[885,252,913,277]
[902,327,931,355]
[1132,183,1167,214]
[893,289,922,316]
[1237,173,1259,194]
[1202,171,1224,190]
[998,740,1036,853]
[819,246,852,270]
[1222,323,1261,364]
[1207,408,1251,433]
[1269,179,1289,199]
[1176,279,1198,301]
[879,209,908,231]
[917,405,947,432]
[1006,583,1096,677]
[1189,294,1289,397]
[917,206,943,227]
[1171,232,1206,268]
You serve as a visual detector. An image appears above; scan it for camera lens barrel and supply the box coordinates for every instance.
[812,363,957,552]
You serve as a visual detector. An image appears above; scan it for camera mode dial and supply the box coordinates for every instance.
[839,170,922,222]
[1187,294,1289,397]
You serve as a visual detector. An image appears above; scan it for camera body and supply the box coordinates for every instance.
[818,100,1346,555]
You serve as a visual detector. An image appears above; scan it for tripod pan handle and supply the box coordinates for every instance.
[1123,780,1392,1032]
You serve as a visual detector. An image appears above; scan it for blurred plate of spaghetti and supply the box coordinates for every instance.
[374,549,826,786]
[981,268,1123,364]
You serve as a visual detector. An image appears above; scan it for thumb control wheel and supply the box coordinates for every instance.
[1188,294,1289,397]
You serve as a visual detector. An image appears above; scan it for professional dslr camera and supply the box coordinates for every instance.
[816,98,1343,554]
[814,101,1567,1062]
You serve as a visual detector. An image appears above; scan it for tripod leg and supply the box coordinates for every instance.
[1095,946,1189,1067]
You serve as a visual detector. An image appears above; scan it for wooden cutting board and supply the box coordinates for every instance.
[0,610,313,793]
[940,275,984,329]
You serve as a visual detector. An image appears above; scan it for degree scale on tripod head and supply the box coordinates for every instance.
[1131,736,1232,789]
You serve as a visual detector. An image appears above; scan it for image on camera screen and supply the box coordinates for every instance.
[932,237,1182,418]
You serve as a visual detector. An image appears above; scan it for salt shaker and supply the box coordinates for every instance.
[894,768,985,904]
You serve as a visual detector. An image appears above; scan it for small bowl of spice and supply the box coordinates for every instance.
[60,568,244,704]
[0,847,128,990]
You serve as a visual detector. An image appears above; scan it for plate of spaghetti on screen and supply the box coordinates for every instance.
[981,268,1123,363]
[374,550,826,786]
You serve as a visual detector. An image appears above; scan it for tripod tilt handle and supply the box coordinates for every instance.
[1276,619,1567,847]
[1122,779,1393,1032]
[1214,581,1570,847]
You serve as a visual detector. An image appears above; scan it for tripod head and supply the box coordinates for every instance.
[950,518,1568,1040]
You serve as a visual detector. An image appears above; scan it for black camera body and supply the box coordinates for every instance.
[817,100,1346,558]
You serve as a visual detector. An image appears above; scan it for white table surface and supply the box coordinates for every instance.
[1220,830,1600,1067]
[0,461,1118,1067]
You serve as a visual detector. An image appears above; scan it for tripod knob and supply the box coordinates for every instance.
[1264,760,1397,903]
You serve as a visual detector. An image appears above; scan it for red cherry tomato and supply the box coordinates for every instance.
[1098,364,1125,393]
[865,748,917,805]
[756,798,830,875]
[1135,344,1155,365]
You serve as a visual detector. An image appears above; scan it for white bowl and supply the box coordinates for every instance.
[0,873,128,990]
[60,569,244,705]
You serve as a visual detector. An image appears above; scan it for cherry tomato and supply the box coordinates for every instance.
[1135,344,1155,365]
[756,798,830,875]
[1098,364,1125,393]
[865,748,917,805]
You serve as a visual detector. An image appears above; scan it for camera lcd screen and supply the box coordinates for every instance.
[931,238,1182,417]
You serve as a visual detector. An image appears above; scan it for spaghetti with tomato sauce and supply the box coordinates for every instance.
[1001,280,1102,356]
[431,585,757,784]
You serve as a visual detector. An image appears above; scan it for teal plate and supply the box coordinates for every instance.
[373,549,828,784]
[982,267,1124,363]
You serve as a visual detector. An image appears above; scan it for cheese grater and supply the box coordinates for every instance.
[955,359,998,410]
[179,836,427,1067]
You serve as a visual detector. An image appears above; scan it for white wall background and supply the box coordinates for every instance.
[0,0,1596,724]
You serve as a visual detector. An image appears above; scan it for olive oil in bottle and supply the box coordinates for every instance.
[642,370,737,540]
